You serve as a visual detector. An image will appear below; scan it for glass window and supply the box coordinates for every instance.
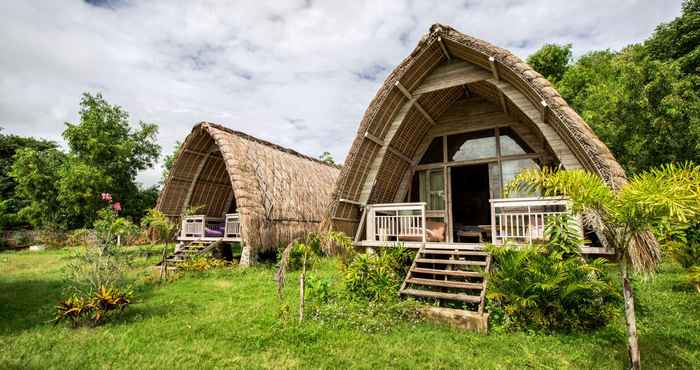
[447,130,497,161]
[419,137,444,164]
[418,169,445,210]
[488,162,501,199]
[501,159,540,198]
[499,127,534,156]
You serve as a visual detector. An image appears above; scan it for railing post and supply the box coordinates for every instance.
[367,206,376,242]
[490,200,497,245]
[421,203,427,243]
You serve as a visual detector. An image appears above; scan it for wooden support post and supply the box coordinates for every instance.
[498,91,508,114]
[394,81,437,126]
[540,100,549,122]
[387,146,414,165]
[437,36,450,60]
[488,56,500,80]
[364,131,385,146]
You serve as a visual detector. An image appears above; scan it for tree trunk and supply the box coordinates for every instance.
[620,262,641,370]
[299,253,306,322]
[239,243,253,268]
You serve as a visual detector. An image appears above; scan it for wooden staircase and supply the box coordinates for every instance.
[165,238,222,264]
[399,246,492,314]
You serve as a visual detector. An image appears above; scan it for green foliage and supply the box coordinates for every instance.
[544,213,585,257]
[53,286,132,327]
[0,129,57,229]
[9,93,161,229]
[509,164,700,272]
[10,147,66,228]
[343,246,414,302]
[689,266,700,292]
[67,228,94,247]
[160,140,181,185]
[552,35,700,174]
[645,0,700,74]
[305,274,334,305]
[526,43,573,83]
[318,151,335,165]
[140,208,175,244]
[487,243,621,332]
[176,256,228,272]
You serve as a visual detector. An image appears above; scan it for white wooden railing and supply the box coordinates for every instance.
[180,213,241,240]
[365,203,426,242]
[224,213,241,238]
[490,197,574,245]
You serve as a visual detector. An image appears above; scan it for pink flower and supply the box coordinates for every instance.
[113,202,122,212]
[101,193,112,202]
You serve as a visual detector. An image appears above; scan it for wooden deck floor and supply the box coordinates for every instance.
[355,240,614,254]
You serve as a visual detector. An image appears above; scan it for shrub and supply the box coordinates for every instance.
[67,228,95,247]
[177,256,228,272]
[486,243,621,332]
[53,286,132,327]
[306,274,334,305]
[689,266,700,293]
[344,246,414,302]
[140,209,175,244]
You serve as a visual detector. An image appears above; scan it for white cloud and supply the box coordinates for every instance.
[0,0,683,186]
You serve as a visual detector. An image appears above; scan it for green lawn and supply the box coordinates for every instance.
[0,248,698,369]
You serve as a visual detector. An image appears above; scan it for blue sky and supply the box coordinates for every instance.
[0,0,683,186]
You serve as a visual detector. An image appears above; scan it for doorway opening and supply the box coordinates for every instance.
[450,164,491,242]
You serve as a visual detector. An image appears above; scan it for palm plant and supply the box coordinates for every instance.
[507,163,700,370]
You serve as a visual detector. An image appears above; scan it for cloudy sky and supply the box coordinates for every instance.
[0,0,683,187]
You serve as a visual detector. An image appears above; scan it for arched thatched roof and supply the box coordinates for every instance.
[326,24,629,236]
[157,122,340,251]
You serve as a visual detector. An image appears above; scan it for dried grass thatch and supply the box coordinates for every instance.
[157,122,340,252]
[323,24,656,253]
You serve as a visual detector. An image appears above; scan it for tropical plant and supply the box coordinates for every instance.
[176,256,228,272]
[140,208,175,244]
[486,243,620,332]
[508,164,700,369]
[53,286,132,327]
[344,246,414,302]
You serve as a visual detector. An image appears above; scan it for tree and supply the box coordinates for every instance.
[0,129,57,228]
[10,147,67,228]
[160,141,181,185]
[318,151,335,165]
[509,164,700,370]
[526,43,572,83]
[645,0,700,74]
[556,46,700,174]
[63,93,161,221]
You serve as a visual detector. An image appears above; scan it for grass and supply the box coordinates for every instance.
[0,247,698,369]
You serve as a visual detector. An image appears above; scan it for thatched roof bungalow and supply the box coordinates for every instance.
[157,122,339,263]
[325,24,650,255]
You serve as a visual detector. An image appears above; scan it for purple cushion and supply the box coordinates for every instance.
[205,227,224,237]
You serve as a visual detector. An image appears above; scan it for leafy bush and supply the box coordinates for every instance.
[177,256,228,272]
[67,228,95,247]
[486,244,621,332]
[12,230,33,247]
[344,246,414,302]
[305,274,334,305]
[689,266,700,293]
[140,209,175,244]
[53,286,132,327]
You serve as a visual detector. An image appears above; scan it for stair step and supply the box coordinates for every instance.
[415,258,487,266]
[421,250,489,256]
[406,278,483,290]
[411,267,483,277]
[401,288,482,303]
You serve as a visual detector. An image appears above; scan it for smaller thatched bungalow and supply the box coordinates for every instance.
[156,122,340,265]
